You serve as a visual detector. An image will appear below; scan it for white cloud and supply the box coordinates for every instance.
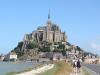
[90,43,100,51]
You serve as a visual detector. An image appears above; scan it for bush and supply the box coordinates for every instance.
[26,42,38,49]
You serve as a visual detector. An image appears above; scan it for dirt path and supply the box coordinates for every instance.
[16,64,54,75]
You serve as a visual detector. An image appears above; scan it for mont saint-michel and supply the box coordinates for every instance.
[22,13,67,50]
[0,13,100,75]
[8,13,69,60]
[2,12,98,62]
[1,1,100,75]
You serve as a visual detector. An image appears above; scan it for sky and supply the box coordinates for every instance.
[0,0,100,55]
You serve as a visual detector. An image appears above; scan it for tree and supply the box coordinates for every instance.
[62,50,66,56]
[12,42,23,50]
[26,42,38,49]
[66,42,71,46]
[57,43,65,50]
[11,48,24,58]
[17,42,23,49]
[39,46,50,52]
[76,46,82,51]
[11,42,24,58]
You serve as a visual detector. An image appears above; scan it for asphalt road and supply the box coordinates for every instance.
[84,64,100,75]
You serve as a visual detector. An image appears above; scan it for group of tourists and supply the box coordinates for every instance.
[72,57,82,73]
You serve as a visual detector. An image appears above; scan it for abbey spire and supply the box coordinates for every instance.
[48,9,50,19]
[47,9,52,31]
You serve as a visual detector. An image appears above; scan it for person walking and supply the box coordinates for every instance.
[77,59,81,73]
[72,58,77,73]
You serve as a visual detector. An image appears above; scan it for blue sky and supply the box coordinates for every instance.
[0,0,100,55]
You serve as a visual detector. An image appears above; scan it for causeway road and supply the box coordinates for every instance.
[84,64,100,75]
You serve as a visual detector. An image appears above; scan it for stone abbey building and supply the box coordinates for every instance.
[22,13,67,49]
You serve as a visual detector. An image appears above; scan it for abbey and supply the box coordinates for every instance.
[22,12,67,49]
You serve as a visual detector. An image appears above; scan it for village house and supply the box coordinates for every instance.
[84,53,99,64]
[4,52,17,61]
[0,55,5,61]
[99,57,100,64]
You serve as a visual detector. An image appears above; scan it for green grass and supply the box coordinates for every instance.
[39,61,72,75]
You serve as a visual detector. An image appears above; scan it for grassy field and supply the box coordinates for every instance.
[39,61,72,75]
